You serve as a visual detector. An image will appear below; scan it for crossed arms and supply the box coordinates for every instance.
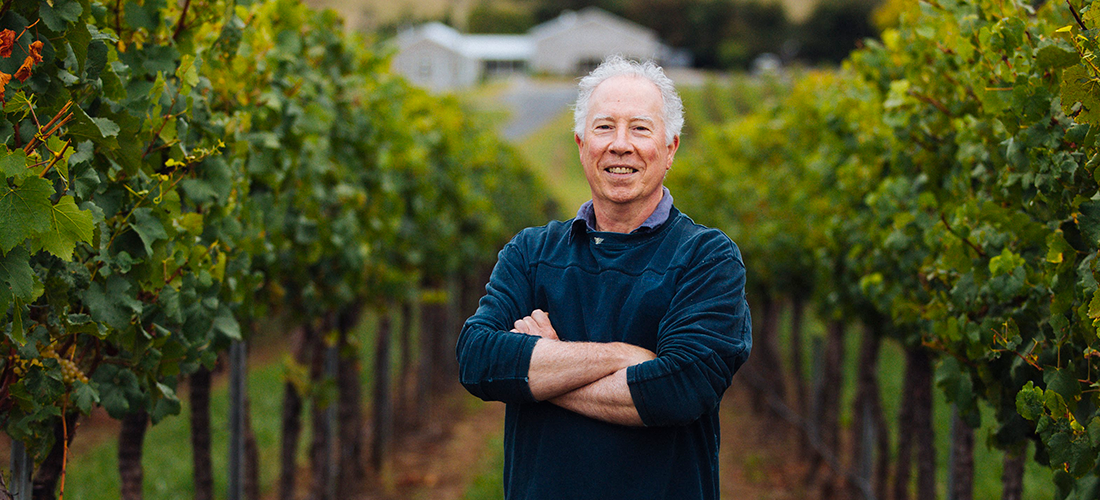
[456,229,751,429]
[513,309,655,426]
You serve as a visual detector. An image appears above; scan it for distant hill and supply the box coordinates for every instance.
[301,0,821,33]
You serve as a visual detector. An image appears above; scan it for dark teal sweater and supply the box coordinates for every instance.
[456,207,752,500]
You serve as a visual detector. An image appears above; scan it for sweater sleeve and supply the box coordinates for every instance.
[456,235,541,404]
[626,235,752,427]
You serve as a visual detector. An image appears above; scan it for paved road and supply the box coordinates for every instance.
[497,77,578,141]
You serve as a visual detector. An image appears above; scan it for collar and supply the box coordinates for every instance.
[573,187,674,234]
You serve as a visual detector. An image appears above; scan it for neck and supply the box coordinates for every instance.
[592,193,663,234]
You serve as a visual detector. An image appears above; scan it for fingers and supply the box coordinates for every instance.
[511,309,558,340]
[530,309,550,327]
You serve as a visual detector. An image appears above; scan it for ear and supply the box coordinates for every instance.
[666,135,680,169]
[575,133,584,150]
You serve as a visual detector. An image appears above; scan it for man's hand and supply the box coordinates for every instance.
[519,308,656,417]
[511,309,558,340]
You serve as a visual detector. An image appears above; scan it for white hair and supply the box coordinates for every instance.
[573,55,684,145]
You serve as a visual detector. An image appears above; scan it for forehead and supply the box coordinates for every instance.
[588,75,664,120]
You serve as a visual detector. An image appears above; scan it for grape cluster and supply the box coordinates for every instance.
[37,344,89,385]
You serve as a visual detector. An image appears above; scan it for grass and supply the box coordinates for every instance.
[775,306,1056,499]
[59,311,389,500]
[515,109,589,218]
[461,433,506,500]
[62,357,288,500]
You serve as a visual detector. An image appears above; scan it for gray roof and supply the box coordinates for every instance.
[396,22,533,61]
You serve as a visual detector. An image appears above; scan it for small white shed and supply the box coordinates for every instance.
[391,22,533,92]
[391,23,480,92]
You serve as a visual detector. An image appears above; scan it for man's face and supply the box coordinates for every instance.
[576,75,679,212]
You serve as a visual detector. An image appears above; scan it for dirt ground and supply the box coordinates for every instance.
[355,381,813,500]
[1,376,812,500]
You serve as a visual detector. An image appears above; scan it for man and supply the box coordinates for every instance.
[456,55,752,499]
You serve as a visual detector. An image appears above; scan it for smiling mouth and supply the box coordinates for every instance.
[606,166,637,174]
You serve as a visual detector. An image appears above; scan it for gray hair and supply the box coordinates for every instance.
[573,55,684,145]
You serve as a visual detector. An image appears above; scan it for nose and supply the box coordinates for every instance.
[608,128,633,156]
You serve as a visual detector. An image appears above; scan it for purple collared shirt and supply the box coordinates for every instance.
[575,187,674,233]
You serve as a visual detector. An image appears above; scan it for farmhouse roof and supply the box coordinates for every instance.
[396,22,533,61]
[529,6,656,41]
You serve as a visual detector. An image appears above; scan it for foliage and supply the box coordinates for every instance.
[466,1,536,34]
[669,0,1100,495]
[523,0,887,68]
[0,0,548,481]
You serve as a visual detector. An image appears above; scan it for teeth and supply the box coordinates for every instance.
[607,167,634,174]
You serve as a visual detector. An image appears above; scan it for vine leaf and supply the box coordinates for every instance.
[0,177,53,254]
[0,246,34,302]
[1077,199,1100,246]
[130,207,167,257]
[0,148,30,180]
[39,0,84,32]
[67,105,120,146]
[1063,65,1100,126]
[1017,381,1045,421]
[71,381,99,415]
[1036,38,1080,69]
[39,195,94,260]
[83,275,141,329]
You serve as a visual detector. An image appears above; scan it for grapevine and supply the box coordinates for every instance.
[670,0,1100,495]
[1,0,548,495]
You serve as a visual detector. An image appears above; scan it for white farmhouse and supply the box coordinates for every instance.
[528,7,662,75]
[391,7,679,92]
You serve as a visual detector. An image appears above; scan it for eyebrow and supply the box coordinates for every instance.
[591,114,656,125]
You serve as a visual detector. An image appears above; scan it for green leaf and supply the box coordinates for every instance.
[210,305,241,341]
[67,106,121,144]
[40,196,94,260]
[3,92,34,119]
[93,364,142,419]
[989,247,1026,277]
[0,177,54,254]
[213,14,244,60]
[46,136,75,185]
[1036,39,1079,69]
[130,208,167,257]
[1077,199,1100,246]
[39,0,84,31]
[159,283,183,321]
[0,147,31,180]
[1045,387,1070,416]
[1044,367,1082,409]
[72,380,99,415]
[65,20,92,78]
[175,212,203,236]
[83,275,140,329]
[1063,65,1100,127]
[0,246,35,302]
[1088,289,1100,325]
[176,54,200,93]
[150,382,181,424]
[1016,381,1045,421]
[85,40,108,82]
[10,297,25,344]
[123,0,160,31]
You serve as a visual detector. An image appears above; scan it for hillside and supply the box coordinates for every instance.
[301,0,821,33]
